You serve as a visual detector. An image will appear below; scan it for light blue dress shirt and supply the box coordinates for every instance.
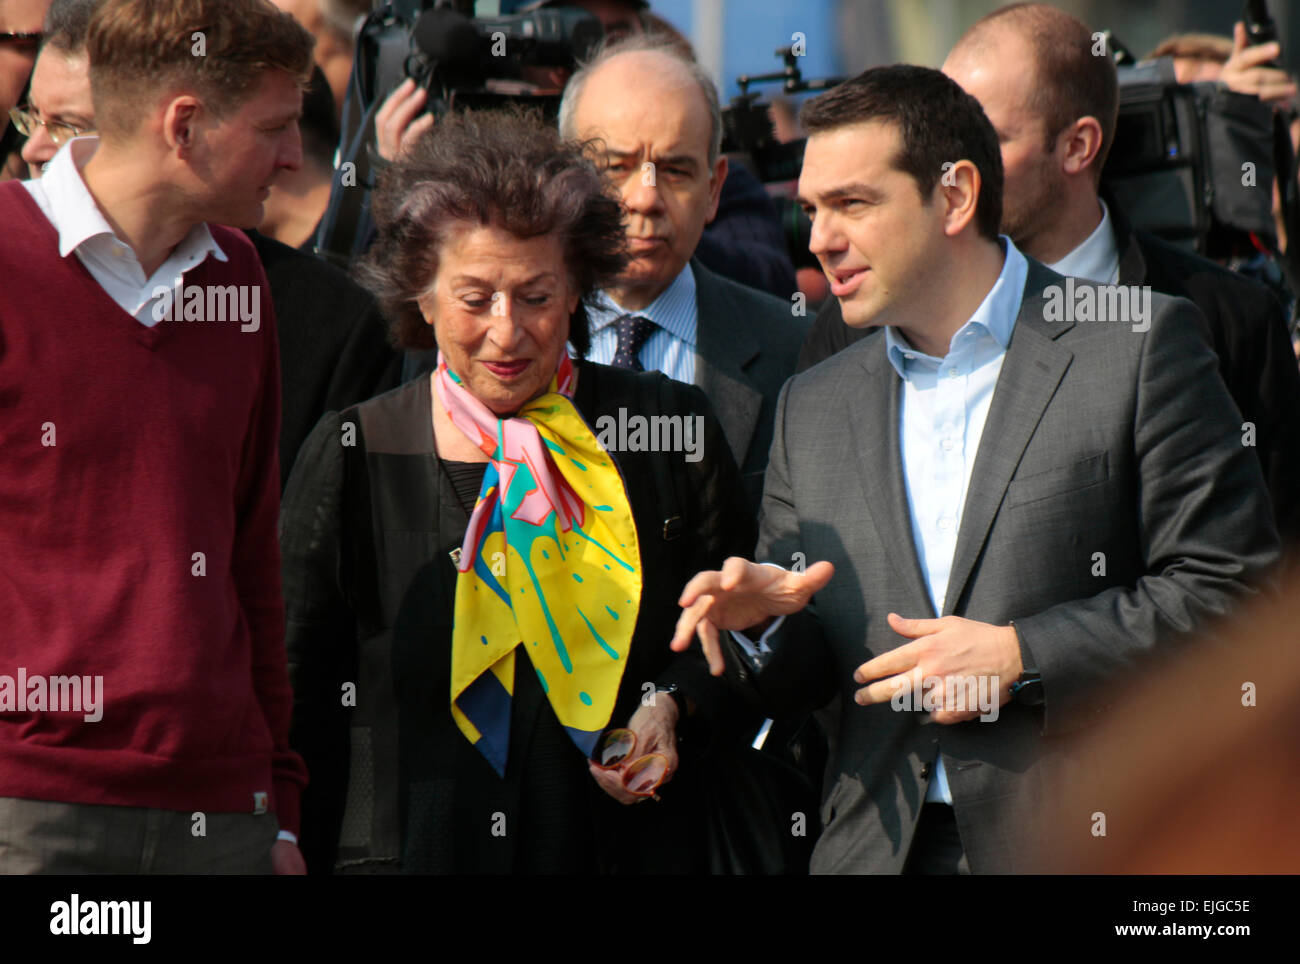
[586,263,698,383]
[1048,199,1121,284]
[884,237,1028,803]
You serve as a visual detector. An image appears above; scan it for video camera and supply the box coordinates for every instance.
[402,1,603,115]
[1101,0,1294,263]
[314,0,604,267]
[1102,50,1280,253]
[717,47,844,271]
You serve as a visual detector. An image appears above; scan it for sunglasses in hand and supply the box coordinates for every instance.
[592,728,670,800]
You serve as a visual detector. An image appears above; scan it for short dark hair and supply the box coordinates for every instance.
[357,107,629,355]
[799,64,1003,240]
[43,0,101,55]
[960,3,1119,181]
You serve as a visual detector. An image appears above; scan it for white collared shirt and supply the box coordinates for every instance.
[734,238,1030,806]
[586,263,698,383]
[1047,198,1121,284]
[22,136,227,327]
[885,238,1029,804]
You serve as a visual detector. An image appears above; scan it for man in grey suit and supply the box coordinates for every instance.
[559,33,806,508]
[671,65,1280,873]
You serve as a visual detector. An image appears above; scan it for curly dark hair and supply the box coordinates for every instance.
[357,106,630,356]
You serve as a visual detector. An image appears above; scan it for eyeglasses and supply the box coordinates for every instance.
[0,31,41,51]
[8,106,93,146]
[592,728,669,799]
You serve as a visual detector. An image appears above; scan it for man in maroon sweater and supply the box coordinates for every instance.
[0,0,313,873]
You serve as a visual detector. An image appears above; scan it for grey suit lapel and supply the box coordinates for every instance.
[848,337,936,619]
[692,260,763,466]
[942,261,1076,615]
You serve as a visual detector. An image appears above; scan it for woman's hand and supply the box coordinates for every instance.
[588,696,680,805]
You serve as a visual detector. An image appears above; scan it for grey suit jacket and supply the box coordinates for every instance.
[743,259,1280,873]
[690,258,807,510]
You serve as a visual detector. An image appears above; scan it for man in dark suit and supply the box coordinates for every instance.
[798,4,1300,546]
[671,64,1280,873]
[558,32,806,509]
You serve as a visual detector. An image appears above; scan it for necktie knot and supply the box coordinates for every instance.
[610,313,657,372]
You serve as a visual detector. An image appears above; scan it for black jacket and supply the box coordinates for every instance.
[247,230,401,489]
[696,163,798,300]
[795,205,1300,545]
[279,364,757,873]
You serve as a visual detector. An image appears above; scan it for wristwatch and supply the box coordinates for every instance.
[1009,670,1044,706]
[1007,621,1044,706]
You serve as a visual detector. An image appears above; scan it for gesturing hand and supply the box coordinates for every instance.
[670,556,835,676]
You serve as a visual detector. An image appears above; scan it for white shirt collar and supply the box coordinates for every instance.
[885,236,1029,376]
[1047,198,1120,284]
[32,135,227,266]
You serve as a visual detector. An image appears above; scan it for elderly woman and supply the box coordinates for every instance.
[280,108,755,874]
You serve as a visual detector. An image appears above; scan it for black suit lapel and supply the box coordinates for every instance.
[942,261,1076,615]
[1101,191,1149,286]
[692,260,763,466]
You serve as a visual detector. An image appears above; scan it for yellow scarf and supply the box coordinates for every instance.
[437,352,642,775]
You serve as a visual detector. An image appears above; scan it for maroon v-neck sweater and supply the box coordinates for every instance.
[0,182,306,834]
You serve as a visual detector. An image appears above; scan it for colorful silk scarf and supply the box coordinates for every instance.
[437,351,642,776]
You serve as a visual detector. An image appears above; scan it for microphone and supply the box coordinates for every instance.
[412,6,485,74]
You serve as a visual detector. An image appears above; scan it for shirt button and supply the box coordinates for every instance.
[941,438,954,452]
[947,368,960,379]
[920,762,932,778]
[938,518,953,531]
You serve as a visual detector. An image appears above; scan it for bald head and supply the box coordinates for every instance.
[947,3,1117,176]
[941,3,1117,262]
[559,34,721,164]
[558,34,728,311]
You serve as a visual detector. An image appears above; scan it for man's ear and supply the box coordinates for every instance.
[938,158,981,238]
[1059,115,1104,178]
[704,153,729,224]
[161,95,202,155]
